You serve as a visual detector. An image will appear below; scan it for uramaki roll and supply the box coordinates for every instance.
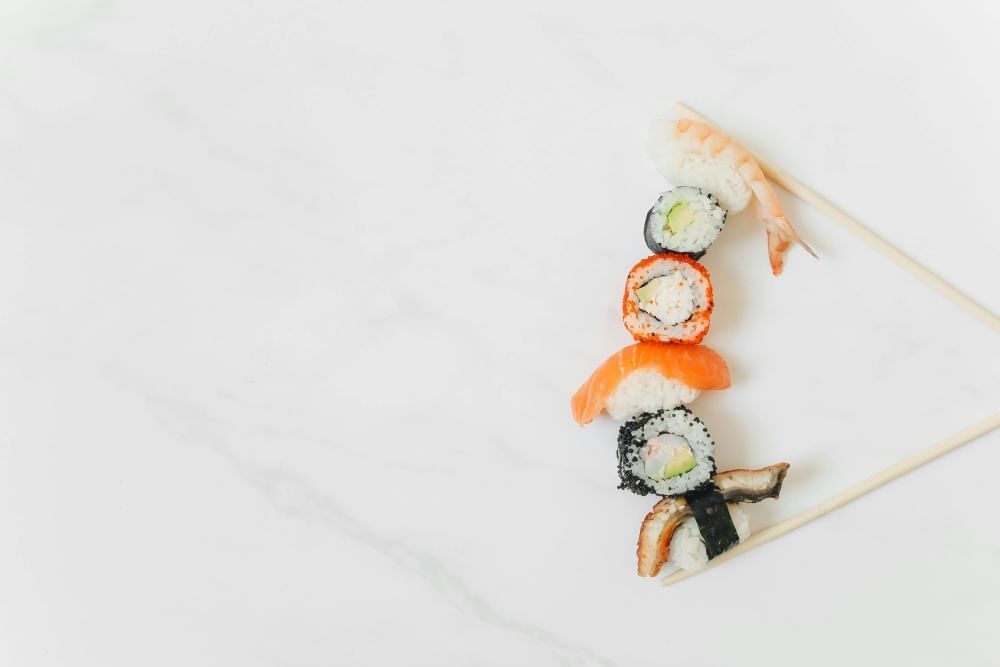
[623,253,714,344]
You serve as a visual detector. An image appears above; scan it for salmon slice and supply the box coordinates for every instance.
[570,342,730,426]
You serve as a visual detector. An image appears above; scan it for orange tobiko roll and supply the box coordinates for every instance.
[622,253,714,344]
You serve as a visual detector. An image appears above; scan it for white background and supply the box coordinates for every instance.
[2,1,999,665]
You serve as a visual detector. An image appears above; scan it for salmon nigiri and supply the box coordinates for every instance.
[570,342,730,426]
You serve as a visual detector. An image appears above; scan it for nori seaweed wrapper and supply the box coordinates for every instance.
[644,205,707,260]
[642,187,726,258]
[684,482,740,560]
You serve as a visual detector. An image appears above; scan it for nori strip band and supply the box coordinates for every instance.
[684,482,740,560]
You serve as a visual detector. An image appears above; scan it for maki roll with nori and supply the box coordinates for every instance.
[622,253,714,345]
[644,187,726,258]
[617,407,716,497]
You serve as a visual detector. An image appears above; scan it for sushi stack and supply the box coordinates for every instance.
[571,128,795,577]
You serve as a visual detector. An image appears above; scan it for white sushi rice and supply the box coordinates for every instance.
[605,370,700,421]
[647,119,752,212]
[635,273,695,324]
[668,504,751,571]
[646,187,725,255]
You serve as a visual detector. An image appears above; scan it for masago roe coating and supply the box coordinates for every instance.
[622,253,715,345]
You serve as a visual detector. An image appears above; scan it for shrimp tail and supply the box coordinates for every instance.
[755,198,818,276]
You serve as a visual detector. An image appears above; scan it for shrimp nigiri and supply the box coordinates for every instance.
[648,117,817,276]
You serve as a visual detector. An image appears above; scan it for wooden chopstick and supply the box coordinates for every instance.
[673,102,1000,333]
[662,412,1000,586]
[661,102,1000,586]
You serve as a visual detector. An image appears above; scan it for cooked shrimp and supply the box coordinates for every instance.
[659,118,817,275]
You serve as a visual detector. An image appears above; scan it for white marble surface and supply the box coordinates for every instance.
[2,1,999,665]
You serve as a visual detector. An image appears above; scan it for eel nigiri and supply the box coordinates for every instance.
[648,117,817,276]
[570,342,730,425]
[636,463,789,577]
